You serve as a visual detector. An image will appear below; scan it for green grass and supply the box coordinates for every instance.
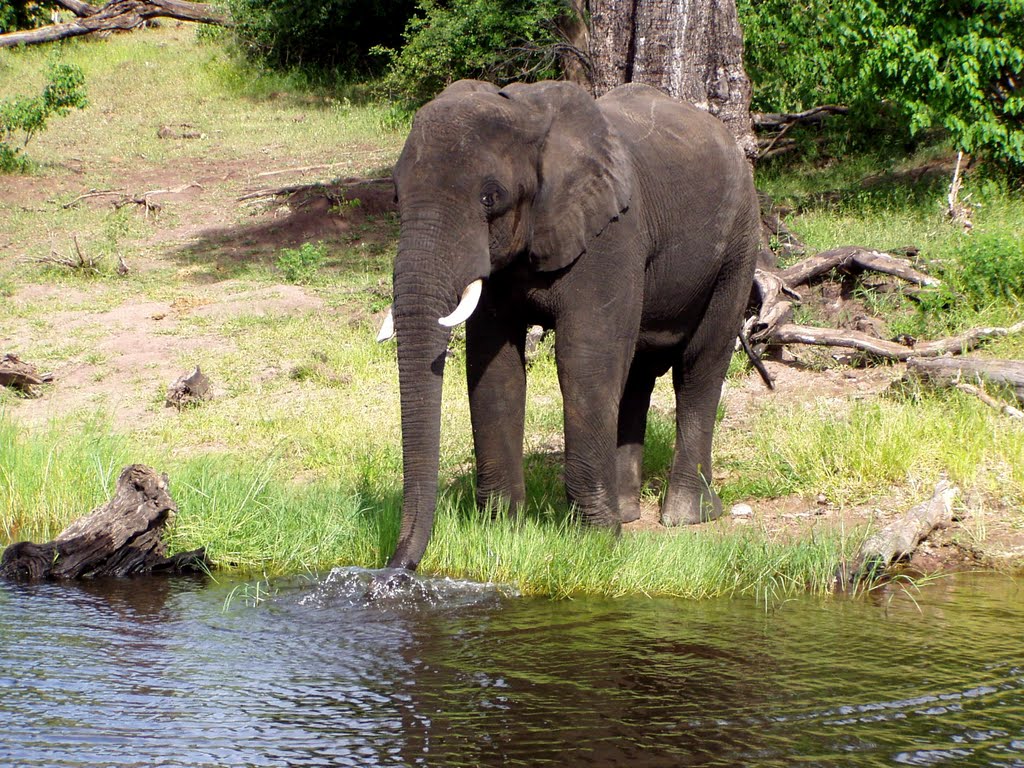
[0,412,851,597]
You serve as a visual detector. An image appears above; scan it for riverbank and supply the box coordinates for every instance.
[2,25,1022,595]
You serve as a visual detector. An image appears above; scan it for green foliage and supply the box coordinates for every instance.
[376,0,567,110]
[276,241,326,284]
[0,60,87,172]
[0,0,53,32]
[226,0,415,73]
[738,0,1024,166]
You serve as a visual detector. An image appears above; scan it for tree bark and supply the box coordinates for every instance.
[0,0,229,48]
[0,465,207,581]
[580,0,756,159]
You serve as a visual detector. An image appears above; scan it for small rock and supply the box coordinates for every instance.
[730,503,753,518]
[816,493,828,505]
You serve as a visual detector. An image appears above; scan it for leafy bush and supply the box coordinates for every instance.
[1,61,88,173]
[954,233,1024,305]
[276,242,326,284]
[376,0,567,110]
[738,0,1024,167]
[226,0,415,73]
[0,0,53,32]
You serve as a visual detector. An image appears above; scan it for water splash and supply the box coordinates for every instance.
[297,566,518,609]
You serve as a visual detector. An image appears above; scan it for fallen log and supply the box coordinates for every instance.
[0,354,53,397]
[779,246,939,288]
[769,321,1024,361]
[906,357,1024,405]
[0,464,208,581]
[0,0,229,48]
[843,481,958,587]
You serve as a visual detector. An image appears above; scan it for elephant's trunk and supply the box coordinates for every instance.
[386,258,452,570]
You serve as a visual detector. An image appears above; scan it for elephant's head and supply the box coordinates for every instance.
[384,79,633,570]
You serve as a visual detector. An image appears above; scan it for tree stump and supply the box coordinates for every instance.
[166,366,211,409]
[0,464,208,581]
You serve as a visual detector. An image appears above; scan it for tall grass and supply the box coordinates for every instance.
[0,413,853,597]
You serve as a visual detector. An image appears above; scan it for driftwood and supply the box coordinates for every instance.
[843,481,958,586]
[0,354,52,397]
[166,366,211,409]
[765,321,1024,362]
[778,246,939,288]
[0,465,208,581]
[0,0,229,48]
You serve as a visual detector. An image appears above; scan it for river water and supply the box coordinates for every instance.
[1,570,1021,767]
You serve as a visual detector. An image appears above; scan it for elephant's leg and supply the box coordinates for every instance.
[661,289,746,527]
[616,357,660,523]
[555,323,638,529]
[466,299,527,517]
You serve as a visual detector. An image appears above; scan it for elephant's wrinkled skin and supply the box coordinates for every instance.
[386,79,759,570]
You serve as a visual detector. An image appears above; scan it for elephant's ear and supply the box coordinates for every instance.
[500,81,633,272]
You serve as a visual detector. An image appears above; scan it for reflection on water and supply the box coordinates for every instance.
[0,571,1022,767]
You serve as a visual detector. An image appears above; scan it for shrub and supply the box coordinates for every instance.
[1,60,88,173]
[226,0,415,73]
[276,242,326,284]
[738,0,1024,167]
[376,0,567,110]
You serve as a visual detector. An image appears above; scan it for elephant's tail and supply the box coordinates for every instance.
[738,330,775,390]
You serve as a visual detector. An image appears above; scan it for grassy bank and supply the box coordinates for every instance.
[2,25,1023,596]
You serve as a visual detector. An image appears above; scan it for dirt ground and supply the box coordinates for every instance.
[3,157,1022,577]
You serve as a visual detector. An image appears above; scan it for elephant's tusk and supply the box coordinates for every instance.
[438,279,483,328]
[376,307,395,342]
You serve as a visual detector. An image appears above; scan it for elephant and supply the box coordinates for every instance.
[379,79,760,571]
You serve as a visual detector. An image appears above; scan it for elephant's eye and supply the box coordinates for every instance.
[480,181,505,211]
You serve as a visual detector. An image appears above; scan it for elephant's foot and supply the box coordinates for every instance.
[618,496,642,524]
[660,488,723,526]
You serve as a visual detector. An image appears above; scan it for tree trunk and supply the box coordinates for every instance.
[579,0,756,159]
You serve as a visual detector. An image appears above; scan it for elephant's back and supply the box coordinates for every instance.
[598,84,747,181]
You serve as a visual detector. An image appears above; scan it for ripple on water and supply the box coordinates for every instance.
[0,573,1021,767]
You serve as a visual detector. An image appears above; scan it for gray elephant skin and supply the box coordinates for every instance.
[384,79,758,570]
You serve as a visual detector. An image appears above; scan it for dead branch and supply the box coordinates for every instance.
[62,189,126,209]
[0,354,53,397]
[946,151,973,232]
[769,321,1024,361]
[53,0,100,17]
[753,105,850,132]
[843,481,958,586]
[0,465,208,581]
[0,0,229,48]
[31,236,103,274]
[779,246,939,288]
[956,383,1024,420]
